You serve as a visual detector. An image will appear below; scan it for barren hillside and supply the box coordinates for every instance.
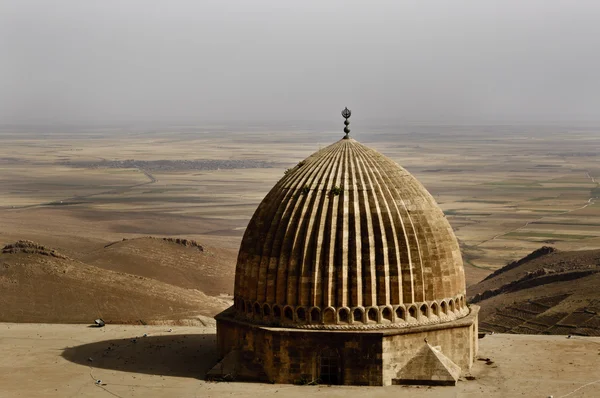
[0,240,232,324]
[82,237,236,296]
[468,247,600,335]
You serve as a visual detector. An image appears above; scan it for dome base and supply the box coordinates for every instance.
[210,305,479,386]
[232,295,470,330]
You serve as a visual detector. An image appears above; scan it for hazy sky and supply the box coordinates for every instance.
[2,0,600,125]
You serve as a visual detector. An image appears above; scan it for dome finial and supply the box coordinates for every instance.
[341,107,351,139]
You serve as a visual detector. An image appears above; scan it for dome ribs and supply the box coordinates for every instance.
[353,144,377,307]
[348,142,362,307]
[311,165,336,307]
[318,143,348,307]
[289,142,342,307]
[322,141,345,308]
[258,184,300,303]
[353,144,390,306]
[298,190,324,307]
[394,193,419,304]
[250,161,308,302]
[232,137,467,329]
[401,185,427,302]
[260,143,339,304]
[237,186,283,299]
[377,171,414,304]
[281,184,313,306]
[292,141,344,308]
[354,144,404,306]
[336,141,350,308]
[406,184,445,300]
[361,156,418,305]
[272,142,340,305]
[435,224,452,298]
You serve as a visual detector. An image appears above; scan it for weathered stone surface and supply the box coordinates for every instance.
[233,138,467,328]
[216,136,478,386]
[394,344,461,386]
[214,306,478,386]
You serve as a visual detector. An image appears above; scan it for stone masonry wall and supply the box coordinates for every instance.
[381,309,479,385]
[217,318,384,385]
[215,306,478,386]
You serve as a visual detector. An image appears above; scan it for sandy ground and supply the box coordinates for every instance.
[0,323,598,397]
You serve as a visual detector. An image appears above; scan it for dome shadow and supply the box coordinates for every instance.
[61,332,218,379]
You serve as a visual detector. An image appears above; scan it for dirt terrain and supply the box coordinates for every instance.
[1,125,599,328]
[0,239,233,323]
[0,323,598,397]
[83,237,235,296]
[468,247,600,335]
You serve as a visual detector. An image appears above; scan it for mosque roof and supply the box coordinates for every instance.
[233,110,468,329]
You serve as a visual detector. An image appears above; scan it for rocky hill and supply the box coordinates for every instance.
[0,238,235,324]
[2,240,70,259]
[468,247,600,336]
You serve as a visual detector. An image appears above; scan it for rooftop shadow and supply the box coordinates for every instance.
[61,333,218,379]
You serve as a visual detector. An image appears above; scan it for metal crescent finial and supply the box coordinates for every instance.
[341,107,351,139]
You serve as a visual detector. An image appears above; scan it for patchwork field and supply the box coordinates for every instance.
[1,124,599,288]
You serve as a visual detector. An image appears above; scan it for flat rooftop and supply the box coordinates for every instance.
[0,323,598,397]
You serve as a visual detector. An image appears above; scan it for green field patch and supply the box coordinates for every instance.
[542,180,592,184]
[503,232,596,240]
[536,187,590,191]
[530,221,600,227]
[529,209,568,213]
[462,257,495,270]
[443,209,460,216]
[527,197,557,201]
[140,188,195,194]
[444,209,492,216]
[484,181,542,187]
[457,199,510,204]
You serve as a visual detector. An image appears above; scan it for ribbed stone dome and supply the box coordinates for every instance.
[233,138,468,329]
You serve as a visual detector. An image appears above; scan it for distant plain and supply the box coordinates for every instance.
[1,124,599,288]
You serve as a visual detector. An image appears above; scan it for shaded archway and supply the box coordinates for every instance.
[263,303,271,317]
[338,308,350,324]
[284,306,294,321]
[408,305,417,319]
[395,306,406,321]
[353,308,364,323]
[440,301,447,315]
[323,308,335,324]
[367,307,378,322]
[296,307,307,322]
[382,307,393,323]
[310,307,321,323]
